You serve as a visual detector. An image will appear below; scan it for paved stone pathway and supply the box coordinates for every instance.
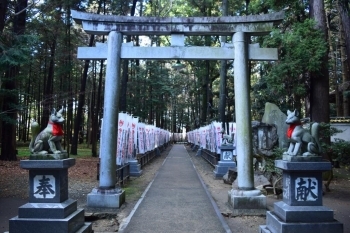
[120,144,230,233]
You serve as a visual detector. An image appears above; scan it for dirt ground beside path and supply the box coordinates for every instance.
[185,145,350,233]
[1,144,350,232]
[186,146,267,233]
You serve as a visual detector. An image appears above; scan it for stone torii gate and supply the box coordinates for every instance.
[71,10,284,212]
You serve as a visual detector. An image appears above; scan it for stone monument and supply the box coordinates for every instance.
[9,109,93,233]
[261,102,289,149]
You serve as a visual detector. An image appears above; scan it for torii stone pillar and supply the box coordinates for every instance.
[233,32,254,190]
[86,31,126,208]
[227,32,266,216]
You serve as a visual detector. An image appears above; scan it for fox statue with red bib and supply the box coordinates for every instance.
[29,108,67,158]
[283,109,321,157]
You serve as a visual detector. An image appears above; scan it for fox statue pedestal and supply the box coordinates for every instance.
[9,159,93,233]
[259,160,343,233]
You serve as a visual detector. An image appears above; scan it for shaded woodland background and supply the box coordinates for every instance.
[0,0,349,161]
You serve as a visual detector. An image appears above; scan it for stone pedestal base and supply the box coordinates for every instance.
[10,209,92,233]
[9,158,92,233]
[18,199,77,218]
[87,187,125,208]
[213,161,236,178]
[129,160,143,177]
[260,211,343,233]
[273,201,335,222]
[259,160,343,233]
[228,189,266,216]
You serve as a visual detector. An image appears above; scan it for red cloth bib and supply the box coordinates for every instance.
[49,122,64,136]
[286,123,300,138]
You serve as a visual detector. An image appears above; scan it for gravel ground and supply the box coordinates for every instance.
[1,144,349,232]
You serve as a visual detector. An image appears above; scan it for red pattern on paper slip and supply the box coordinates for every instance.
[49,122,64,136]
[287,123,301,138]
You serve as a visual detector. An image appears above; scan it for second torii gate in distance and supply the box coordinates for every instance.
[72,10,284,214]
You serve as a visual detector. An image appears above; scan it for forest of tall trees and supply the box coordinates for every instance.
[0,0,349,160]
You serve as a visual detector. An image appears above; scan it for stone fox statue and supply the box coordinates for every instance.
[29,108,66,154]
[284,110,321,157]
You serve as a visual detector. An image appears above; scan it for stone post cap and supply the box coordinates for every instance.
[275,159,331,171]
[20,158,76,170]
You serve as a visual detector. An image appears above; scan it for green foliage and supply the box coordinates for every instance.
[264,147,284,175]
[318,123,342,141]
[0,33,38,67]
[0,33,38,125]
[126,60,175,123]
[327,139,350,167]
[318,123,350,167]
[264,19,328,74]
[251,19,328,117]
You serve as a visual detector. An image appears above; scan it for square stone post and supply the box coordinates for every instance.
[87,31,125,208]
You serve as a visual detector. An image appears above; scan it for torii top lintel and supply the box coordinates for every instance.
[71,10,284,36]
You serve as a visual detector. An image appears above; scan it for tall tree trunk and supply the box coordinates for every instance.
[64,4,73,153]
[309,0,330,123]
[67,98,73,148]
[70,35,94,155]
[338,0,350,74]
[172,99,176,133]
[341,41,350,116]
[338,2,350,116]
[0,0,7,144]
[148,80,153,124]
[201,60,210,125]
[119,60,128,111]
[40,38,56,130]
[119,1,138,111]
[91,60,104,157]
[1,68,19,161]
[0,0,27,161]
[90,62,97,151]
[0,0,8,32]
[326,12,341,116]
[309,0,330,163]
[219,0,228,132]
